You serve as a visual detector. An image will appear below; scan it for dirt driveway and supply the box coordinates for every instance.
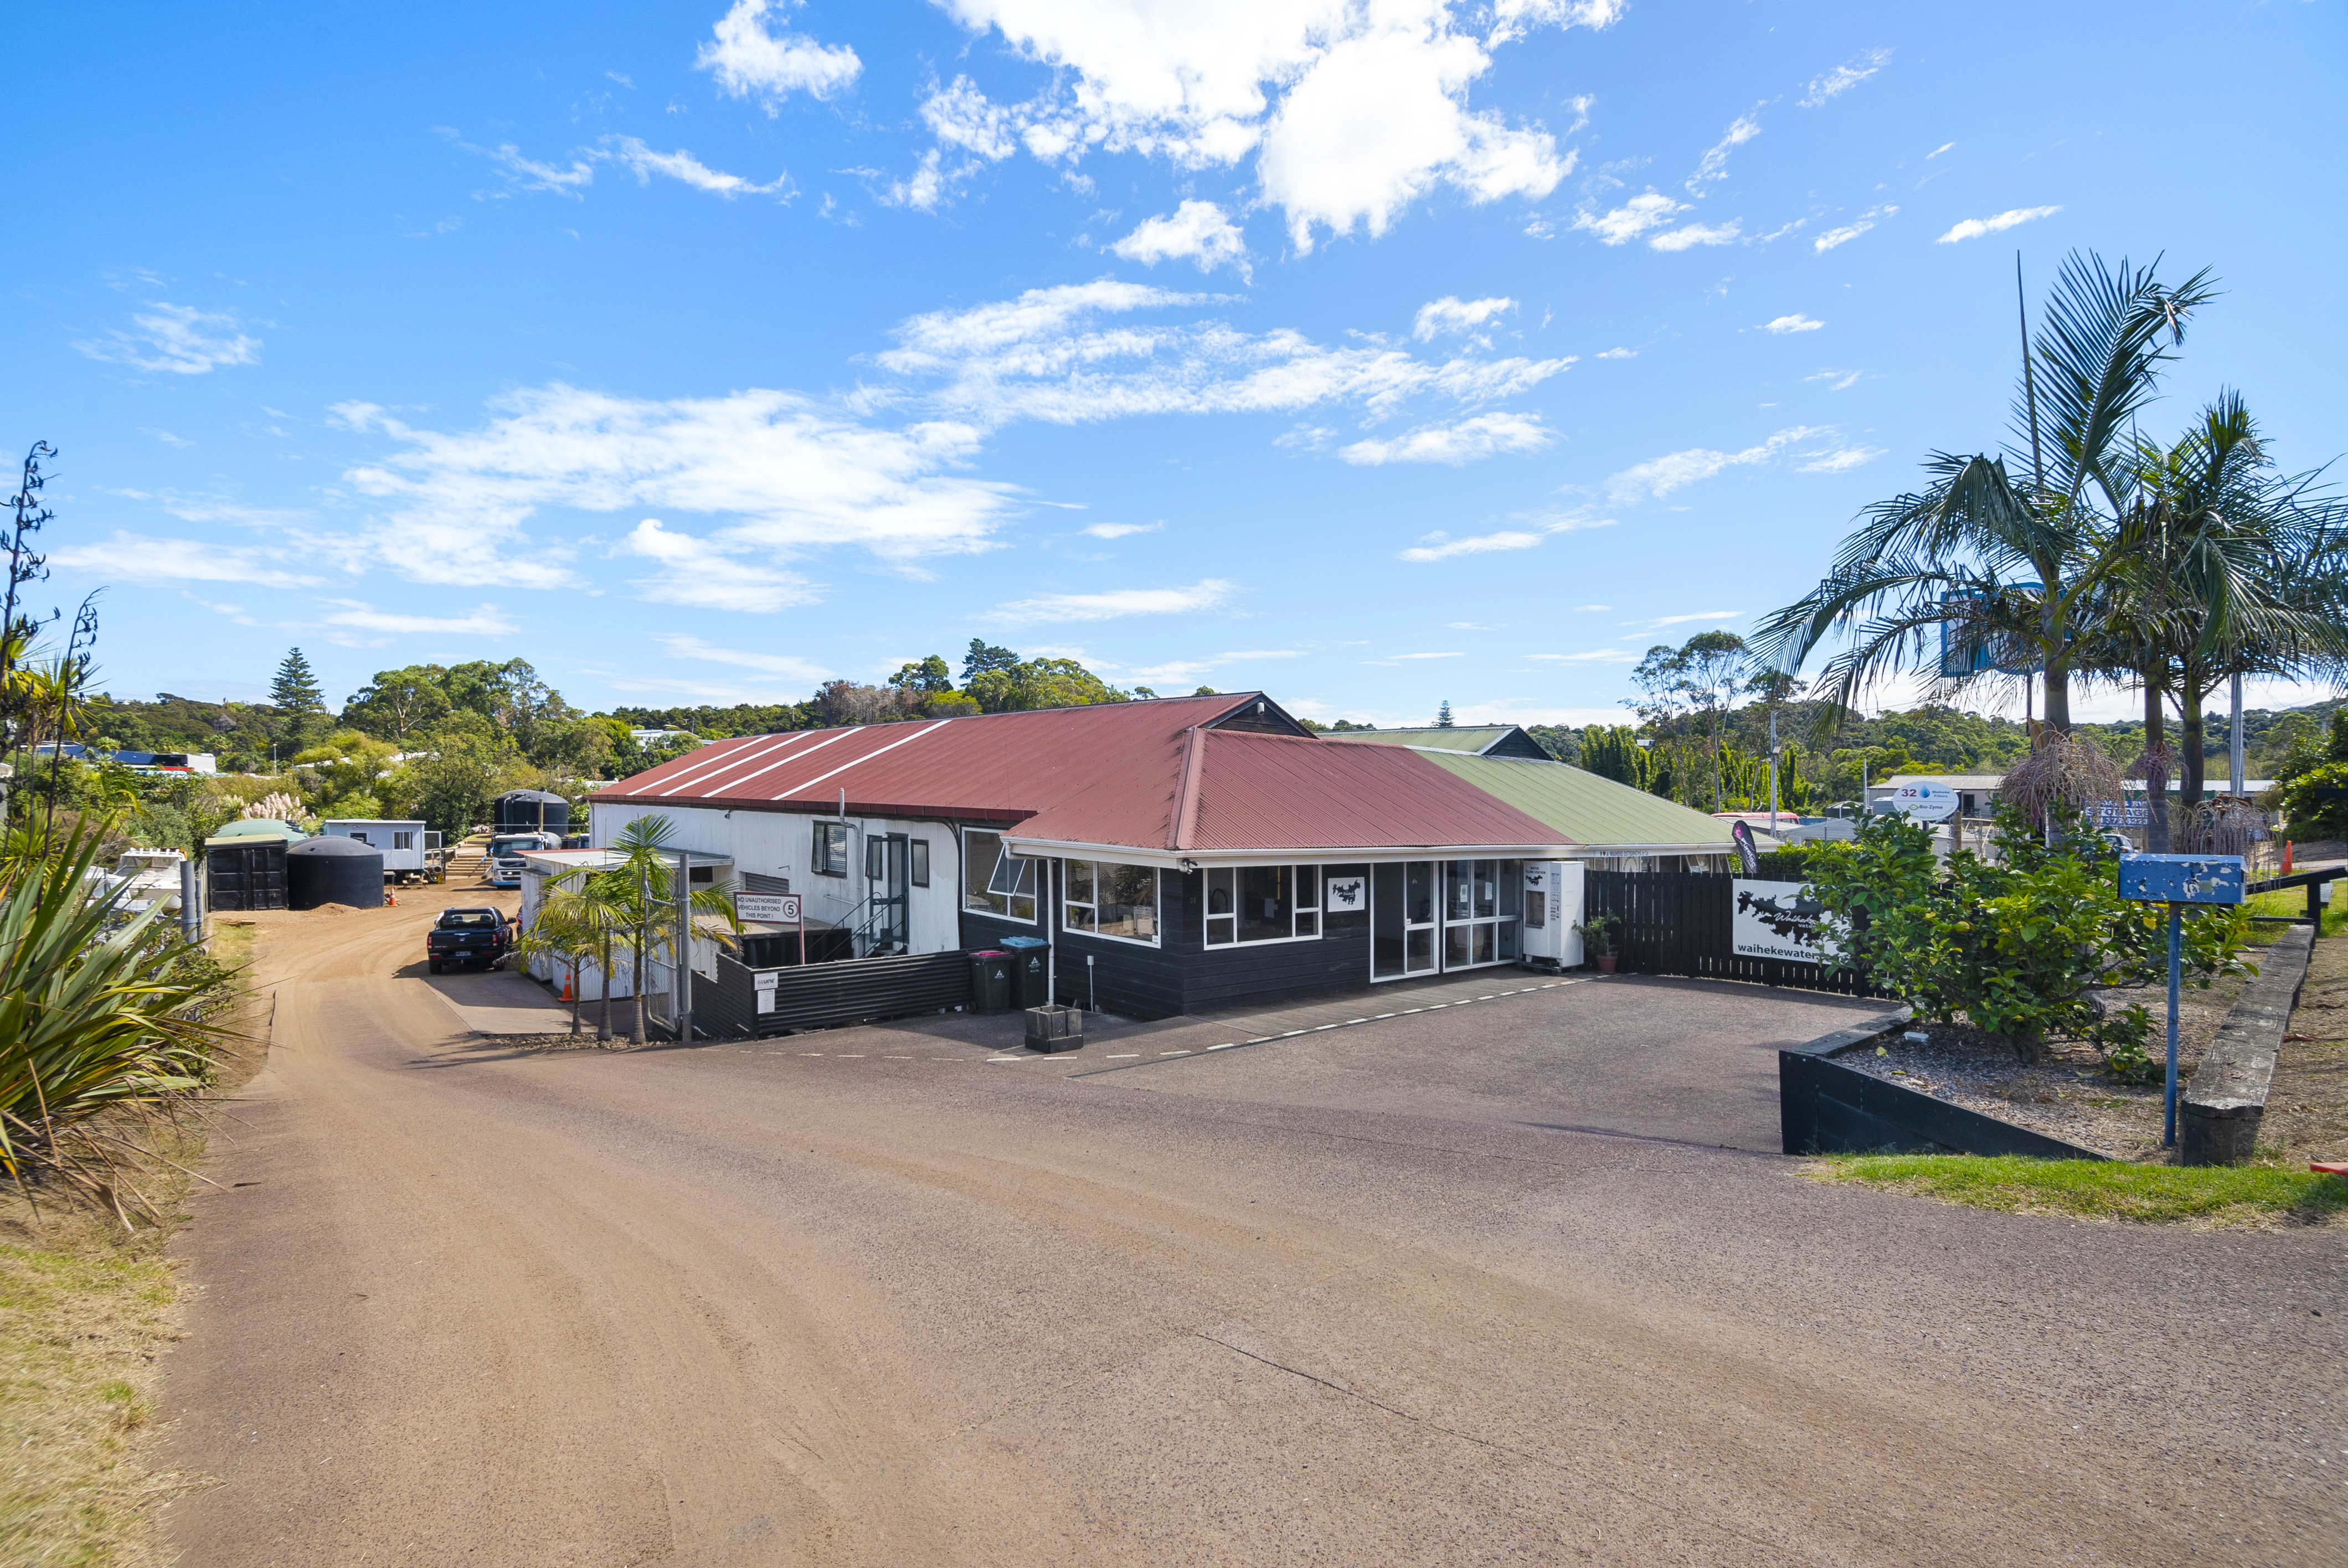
[161,898,2347,1566]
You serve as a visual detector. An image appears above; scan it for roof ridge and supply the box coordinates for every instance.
[1169,726,1208,850]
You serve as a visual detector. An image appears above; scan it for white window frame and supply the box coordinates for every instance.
[961,827,1036,924]
[1203,863,1324,948]
[1061,859,1161,948]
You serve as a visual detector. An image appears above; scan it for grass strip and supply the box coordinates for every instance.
[1810,1153,2348,1224]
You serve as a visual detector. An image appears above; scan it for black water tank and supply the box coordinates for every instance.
[494,789,570,835]
[286,836,385,910]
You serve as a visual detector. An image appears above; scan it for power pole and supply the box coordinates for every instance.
[1768,705,1780,833]
[2228,674,2246,796]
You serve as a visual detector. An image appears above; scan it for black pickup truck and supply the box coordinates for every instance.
[427,907,512,973]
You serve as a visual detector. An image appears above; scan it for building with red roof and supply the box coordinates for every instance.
[589,691,1583,1020]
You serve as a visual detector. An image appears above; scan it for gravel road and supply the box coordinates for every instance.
[161,891,2347,1566]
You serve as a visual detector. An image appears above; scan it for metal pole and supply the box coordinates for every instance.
[179,857,200,946]
[673,850,692,1042]
[2164,905,2182,1148]
[2228,674,2245,796]
[1768,707,1779,833]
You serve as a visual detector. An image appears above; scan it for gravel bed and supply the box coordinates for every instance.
[1832,973,2251,1160]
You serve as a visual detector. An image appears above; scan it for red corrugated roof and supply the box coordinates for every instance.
[593,694,1245,829]
[593,694,1574,858]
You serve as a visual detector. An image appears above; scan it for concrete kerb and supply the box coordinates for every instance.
[2180,924,2316,1167]
[1778,1007,2109,1162]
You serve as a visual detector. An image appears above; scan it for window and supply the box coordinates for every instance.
[909,839,930,888]
[1204,864,1323,946]
[813,821,849,877]
[393,831,414,851]
[349,832,370,845]
[1063,860,1159,945]
[962,828,1036,922]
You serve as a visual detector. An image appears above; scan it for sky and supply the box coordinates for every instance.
[12,1,2345,730]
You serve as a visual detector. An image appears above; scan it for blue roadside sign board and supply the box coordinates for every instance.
[2118,854,2246,905]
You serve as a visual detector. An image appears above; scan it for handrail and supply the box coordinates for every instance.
[2246,867,2346,895]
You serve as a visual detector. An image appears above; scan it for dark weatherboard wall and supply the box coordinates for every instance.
[959,860,1376,1020]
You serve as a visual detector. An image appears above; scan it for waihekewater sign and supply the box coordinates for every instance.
[1890,781,1960,822]
[1731,880,1842,964]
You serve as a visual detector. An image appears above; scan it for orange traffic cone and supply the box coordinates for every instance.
[387,892,398,907]
[561,974,574,1003]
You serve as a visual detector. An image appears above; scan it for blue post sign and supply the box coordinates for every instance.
[2117,855,2246,1147]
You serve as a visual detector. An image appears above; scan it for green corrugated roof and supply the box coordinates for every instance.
[1417,751,1733,850]
[205,817,308,844]
[1324,725,1516,754]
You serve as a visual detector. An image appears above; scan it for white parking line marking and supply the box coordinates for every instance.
[987,1056,1022,1062]
[1161,1049,1191,1055]
[1207,1043,1237,1051]
[799,1053,823,1056]
[1106,1053,1139,1058]
[883,1055,913,1059]
[837,1054,864,1058]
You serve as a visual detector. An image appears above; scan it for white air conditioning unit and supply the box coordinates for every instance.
[1520,860,1585,967]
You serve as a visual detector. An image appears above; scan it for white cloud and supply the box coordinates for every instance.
[1396,529,1546,562]
[1685,113,1760,194]
[1413,295,1516,341]
[1396,511,1611,560]
[1927,141,1955,159]
[1936,205,2062,244]
[923,76,1018,160]
[652,632,831,684]
[458,137,596,197]
[599,136,789,198]
[1649,219,1741,251]
[1805,368,1862,391]
[879,279,1574,429]
[991,578,1236,622]
[48,532,320,589]
[141,427,192,448]
[332,385,1022,604]
[1526,647,1638,663]
[1796,446,1884,473]
[1604,426,1829,502]
[1595,347,1635,359]
[1573,603,1610,611]
[74,302,260,375]
[1635,610,1743,628]
[1573,192,1682,245]
[1762,313,1825,333]
[1813,204,1896,252]
[1799,48,1892,108]
[932,1,1609,249]
[1111,200,1250,275]
[697,0,861,107]
[1080,521,1162,539]
[318,600,516,637]
[1342,411,1554,466]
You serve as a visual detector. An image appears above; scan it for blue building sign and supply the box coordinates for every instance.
[2117,854,2246,906]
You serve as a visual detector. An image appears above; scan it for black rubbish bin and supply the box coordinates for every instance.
[969,950,1012,1015]
[1001,936,1051,1008]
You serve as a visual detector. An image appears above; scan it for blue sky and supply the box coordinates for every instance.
[13,1,2344,728]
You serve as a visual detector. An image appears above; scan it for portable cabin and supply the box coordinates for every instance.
[318,818,439,881]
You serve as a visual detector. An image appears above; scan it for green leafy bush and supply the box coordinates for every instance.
[1800,807,2254,1077]
[2277,760,2348,840]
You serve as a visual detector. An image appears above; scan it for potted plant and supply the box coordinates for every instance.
[1576,913,1620,973]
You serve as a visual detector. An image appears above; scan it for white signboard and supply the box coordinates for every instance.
[1732,879,1842,964]
[755,969,779,1013]
[735,892,801,925]
[1889,781,1960,822]
[1324,874,1366,912]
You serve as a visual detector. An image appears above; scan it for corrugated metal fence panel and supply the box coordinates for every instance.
[1585,870,1882,999]
[708,950,976,1038]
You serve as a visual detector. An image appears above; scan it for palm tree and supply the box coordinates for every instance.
[513,886,604,1039]
[542,864,631,1042]
[1754,252,2218,733]
[573,814,740,1046]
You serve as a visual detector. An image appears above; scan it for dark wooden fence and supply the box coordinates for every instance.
[1585,869,1883,998]
[698,949,975,1039]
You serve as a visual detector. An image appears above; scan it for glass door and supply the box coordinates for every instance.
[1371,861,1438,979]
[865,833,910,952]
[1440,859,1521,971]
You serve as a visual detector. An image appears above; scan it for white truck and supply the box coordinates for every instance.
[318,819,445,884]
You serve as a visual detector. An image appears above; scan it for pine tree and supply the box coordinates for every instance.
[1435,699,1454,729]
[271,647,326,713]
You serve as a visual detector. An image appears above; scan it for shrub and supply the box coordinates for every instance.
[1800,806,2253,1076]
[2277,760,2348,841]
